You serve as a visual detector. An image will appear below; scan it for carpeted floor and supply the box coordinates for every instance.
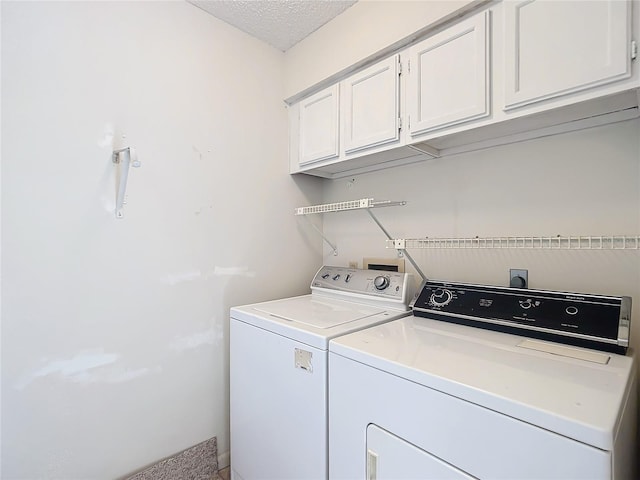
[125,437,218,480]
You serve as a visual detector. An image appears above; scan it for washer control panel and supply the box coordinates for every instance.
[311,266,411,304]
[412,281,631,353]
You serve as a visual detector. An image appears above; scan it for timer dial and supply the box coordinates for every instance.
[430,288,453,307]
[373,275,390,290]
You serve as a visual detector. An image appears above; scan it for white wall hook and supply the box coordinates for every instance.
[112,147,140,218]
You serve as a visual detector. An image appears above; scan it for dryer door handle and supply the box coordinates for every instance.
[367,449,378,480]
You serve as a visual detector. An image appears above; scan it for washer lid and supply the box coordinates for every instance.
[253,296,383,328]
[231,294,409,350]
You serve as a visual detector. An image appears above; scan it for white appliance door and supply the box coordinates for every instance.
[366,424,474,480]
[231,318,327,480]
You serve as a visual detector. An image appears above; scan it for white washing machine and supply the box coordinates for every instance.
[329,280,637,480]
[230,266,414,480]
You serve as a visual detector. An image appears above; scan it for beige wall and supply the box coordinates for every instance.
[283,0,476,98]
[1,2,322,478]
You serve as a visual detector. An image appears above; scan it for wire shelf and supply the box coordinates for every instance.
[388,236,640,250]
[295,198,406,215]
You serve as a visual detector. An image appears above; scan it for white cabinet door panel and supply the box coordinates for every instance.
[504,0,631,110]
[299,84,339,165]
[343,55,400,154]
[408,11,490,136]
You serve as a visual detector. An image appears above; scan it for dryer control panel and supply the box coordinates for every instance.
[311,266,413,310]
[412,280,631,354]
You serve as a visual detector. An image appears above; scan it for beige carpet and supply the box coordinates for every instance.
[125,437,218,480]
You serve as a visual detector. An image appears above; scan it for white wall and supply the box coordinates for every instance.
[1,1,322,478]
[283,0,475,98]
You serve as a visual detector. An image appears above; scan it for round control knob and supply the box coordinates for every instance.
[430,288,453,307]
[510,275,527,288]
[373,275,390,290]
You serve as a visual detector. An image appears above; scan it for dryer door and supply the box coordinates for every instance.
[366,424,474,480]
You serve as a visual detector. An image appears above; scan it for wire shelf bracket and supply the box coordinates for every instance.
[294,198,405,256]
[294,198,427,283]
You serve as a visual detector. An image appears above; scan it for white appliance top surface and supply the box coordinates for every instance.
[329,316,635,450]
[253,295,383,328]
[231,295,409,350]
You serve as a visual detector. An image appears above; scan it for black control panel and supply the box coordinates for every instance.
[412,281,631,354]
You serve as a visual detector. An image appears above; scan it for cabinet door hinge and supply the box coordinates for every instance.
[407,59,411,73]
[398,116,402,130]
[632,40,638,60]
[398,59,402,75]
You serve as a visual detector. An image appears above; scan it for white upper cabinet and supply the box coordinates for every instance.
[289,1,639,178]
[407,11,490,137]
[503,0,632,110]
[299,84,339,165]
[342,55,401,154]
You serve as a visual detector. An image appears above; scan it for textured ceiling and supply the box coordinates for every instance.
[188,0,357,52]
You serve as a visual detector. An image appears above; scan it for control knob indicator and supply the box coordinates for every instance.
[430,288,453,307]
[373,275,390,291]
[519,299,533,309]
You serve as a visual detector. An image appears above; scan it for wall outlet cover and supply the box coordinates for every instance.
[509,269,528,288]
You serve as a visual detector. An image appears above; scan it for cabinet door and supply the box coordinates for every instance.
[343,55,400,154]
[408,11,490,137]
[504,0,632,110]
[299,84,339,165]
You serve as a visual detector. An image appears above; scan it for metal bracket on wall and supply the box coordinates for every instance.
[294,198,427,283]
[112,147,141,218]
[365,208,427,283]
[295,198,404,256]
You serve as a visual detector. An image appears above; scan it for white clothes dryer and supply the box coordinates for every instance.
[230,266,414,480]
[329,281,636,480]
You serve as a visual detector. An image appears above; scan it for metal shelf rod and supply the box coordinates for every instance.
[388,236,640,250]
[367,209,428,283]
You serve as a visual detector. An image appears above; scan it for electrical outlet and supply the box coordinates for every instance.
[509,269,528,288]
[348,261,358,269]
